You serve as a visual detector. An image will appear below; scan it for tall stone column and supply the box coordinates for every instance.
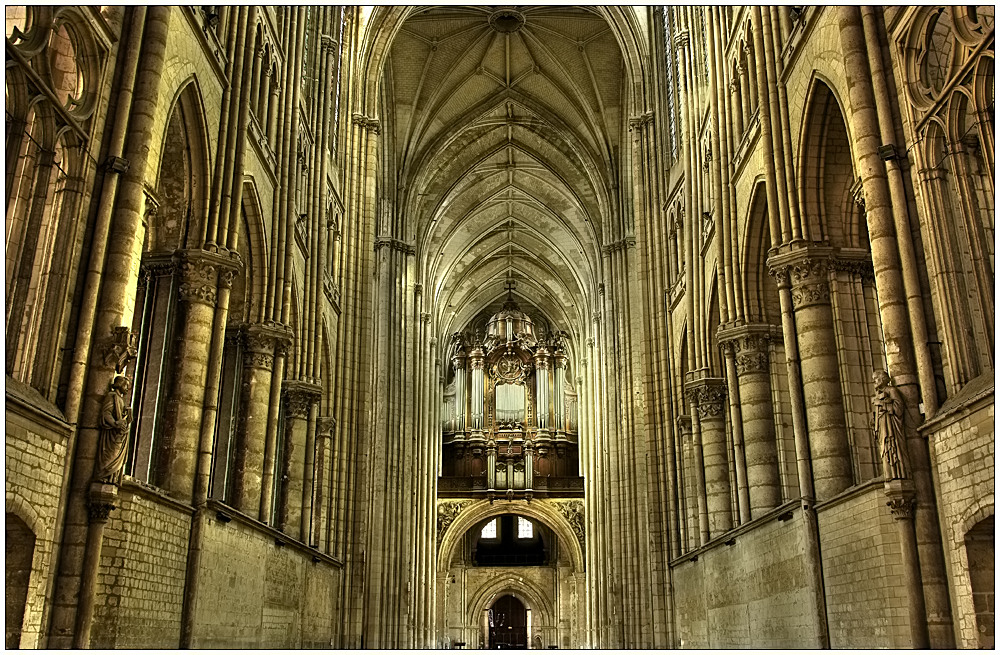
[280,381,320,541]
[688,379,732,537]
[160,249,222,501]
[720,323,782,516]
[315,416,334,551]
[231,325,276,515]
[769,249,852,499]
[677,415,696,551]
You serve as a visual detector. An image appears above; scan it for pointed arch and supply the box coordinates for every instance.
[797,76,857,247]
[741,181,780,324]
[237,178,269,325]
[151,77,211,252]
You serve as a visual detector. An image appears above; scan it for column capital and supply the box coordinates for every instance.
[767,244,834,307]
[685,378,727,418]
[283,380,322,419]
[243,322,293,370]
[352,113,381,135]
[717,322,777,376]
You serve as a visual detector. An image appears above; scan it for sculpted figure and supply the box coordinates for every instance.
[872,370,908,480]
[93,375,133,485]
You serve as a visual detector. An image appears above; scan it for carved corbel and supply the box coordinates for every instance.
[101,326,138,374]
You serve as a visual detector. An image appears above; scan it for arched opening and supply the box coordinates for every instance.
[5,513,35,649]
[127,81,210,486]
[474,515,548,566]
[797,78,885,489]
[488,594,528,649]
[965,515,994,649]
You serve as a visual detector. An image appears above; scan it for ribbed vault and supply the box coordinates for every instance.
[381,5,626,341]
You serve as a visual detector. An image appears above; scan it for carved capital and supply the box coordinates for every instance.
[103,155,130,174]
[719,325,773,376]
[317,416,336,436]
[686,379,727,419]
[243,324,290,371]
[283,382,320,419]
[628,111,654,132]
[373,236,415,254]
[176,251,218,306]
[831,256,875,284]
[87,482,119,523]
[886,496,916,520]
[352,113,381,135]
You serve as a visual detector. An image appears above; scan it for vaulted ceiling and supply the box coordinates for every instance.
[380,6,627,340]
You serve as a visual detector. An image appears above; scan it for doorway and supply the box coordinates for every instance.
[965,515,994,648]
[489,595,527,649]
[6,513,35,648]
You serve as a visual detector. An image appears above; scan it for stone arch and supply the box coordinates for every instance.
[46,6,105,121]
[150,77,211,251]
[958,496,995,539]
[797,75,859,248]
[5,491,44,649]
[741,181,780,324]
[5,491,44,539]
[236,178,269,325]
[437,499,585,573]
[465,573,555,629]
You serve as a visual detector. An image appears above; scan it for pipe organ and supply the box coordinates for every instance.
[440,293,581,500]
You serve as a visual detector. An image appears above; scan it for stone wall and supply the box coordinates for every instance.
[189,508,342,648]
[815,482,911,648]
[5,381,72,648]
[923,376,995,648]
[90,484,192,648]
[670,508,817,648]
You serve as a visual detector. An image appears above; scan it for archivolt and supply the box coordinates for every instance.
[437,499,585,572]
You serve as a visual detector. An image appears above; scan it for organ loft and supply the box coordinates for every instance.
[441,281,582,502]
[4,5,994,650]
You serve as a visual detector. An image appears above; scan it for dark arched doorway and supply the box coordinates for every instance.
[6,513,35,648]
[489,594,527,649]
[965,515,994,649]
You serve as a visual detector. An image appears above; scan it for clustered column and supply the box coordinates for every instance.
[231,324,282,515]
[452,351,466,433]
[160,249,228,500]
[280,380,321,541]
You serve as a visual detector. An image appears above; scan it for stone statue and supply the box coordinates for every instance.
[93,375,133,485]
[872,370,908,480]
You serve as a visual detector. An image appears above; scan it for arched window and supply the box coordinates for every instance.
[661,7,679,161]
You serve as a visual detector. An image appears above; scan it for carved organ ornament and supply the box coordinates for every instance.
[441,290,580,499]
